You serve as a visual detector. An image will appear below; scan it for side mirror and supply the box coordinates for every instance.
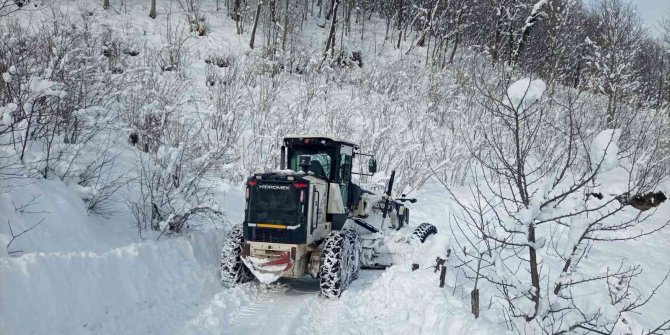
[368,158,377,174]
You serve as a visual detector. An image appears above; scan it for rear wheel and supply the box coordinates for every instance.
[319,230,359,298]
[412,223,437,243]
[220,224,253,288]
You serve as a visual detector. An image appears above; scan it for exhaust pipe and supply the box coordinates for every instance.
[280,146,286,170]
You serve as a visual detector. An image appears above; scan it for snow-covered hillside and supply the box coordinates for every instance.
[1,0,669,334]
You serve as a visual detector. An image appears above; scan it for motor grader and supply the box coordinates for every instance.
[219,135,437,297]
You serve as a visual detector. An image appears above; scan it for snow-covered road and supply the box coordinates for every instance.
[182,270,381,335]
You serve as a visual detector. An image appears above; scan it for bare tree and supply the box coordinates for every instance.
[1,0,24,17]
[586,0,645,128]
[434,70,669,333]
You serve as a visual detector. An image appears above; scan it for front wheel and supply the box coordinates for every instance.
[411,223,437,243]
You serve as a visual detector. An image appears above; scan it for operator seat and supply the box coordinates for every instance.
[309,160,327,178]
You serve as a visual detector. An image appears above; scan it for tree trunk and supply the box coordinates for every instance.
[506,25,515,65]
[282,0,289,50]
[234,0,242,34]
[324,0,341,59]
[491,9,503,64]
[324,0,334,20]
[361,2,366,40]
[345,0,353,35]
[149,0,157,19]
[656,56,664,109]
[270,0,277,23]
[268,0,277,56]
[249,2,262,49]
[448,9,463,64]
[511,0,546,66]
[573,47,583,88]
[607,90,617,128]
[417,0,441,49]
[527,224,541,321]
[384,15,391,41]
[396,0,403,49]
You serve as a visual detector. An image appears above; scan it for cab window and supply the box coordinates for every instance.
[289,150,332,178]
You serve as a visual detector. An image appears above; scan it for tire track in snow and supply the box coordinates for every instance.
[181,271,381,335]
[220,279,320,335]
[294,270,380,335]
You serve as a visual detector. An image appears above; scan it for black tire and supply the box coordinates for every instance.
[412,222,437,243]
[319,231,352,298]
[220,224,253,288]
[343,229,361,281]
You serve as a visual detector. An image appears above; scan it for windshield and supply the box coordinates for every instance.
[248,184,301,225]
[289,149,333,178]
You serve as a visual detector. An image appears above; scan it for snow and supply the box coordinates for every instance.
[343,266,503,335]
[504,78,547,111]
[241,256,289,284]
[0,232,225,334]
[0,179,135,254]
[0,103,17,125]
[1,1,667,334]
[28,76,67,98]
[590,129,622,172]
[2,72,10,83]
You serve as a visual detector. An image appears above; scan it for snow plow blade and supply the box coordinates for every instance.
[241,252,293,284]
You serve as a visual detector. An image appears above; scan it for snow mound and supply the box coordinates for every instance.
[0,231,225,335]
[504,78,546,111]
[346,265,503,335]
[590,129,621,173]
[0,179,134,254]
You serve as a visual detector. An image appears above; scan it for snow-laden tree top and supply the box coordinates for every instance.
[590,129,621,173]
[503,78,546,111]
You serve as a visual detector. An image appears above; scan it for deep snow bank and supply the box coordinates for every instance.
[0,178,138,254]
[0,177,230,335]
[0,230,225,334]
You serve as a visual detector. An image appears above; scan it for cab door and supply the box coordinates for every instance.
[338,145,353,210]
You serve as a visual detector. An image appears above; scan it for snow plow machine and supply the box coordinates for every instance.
[219,135,437,298]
